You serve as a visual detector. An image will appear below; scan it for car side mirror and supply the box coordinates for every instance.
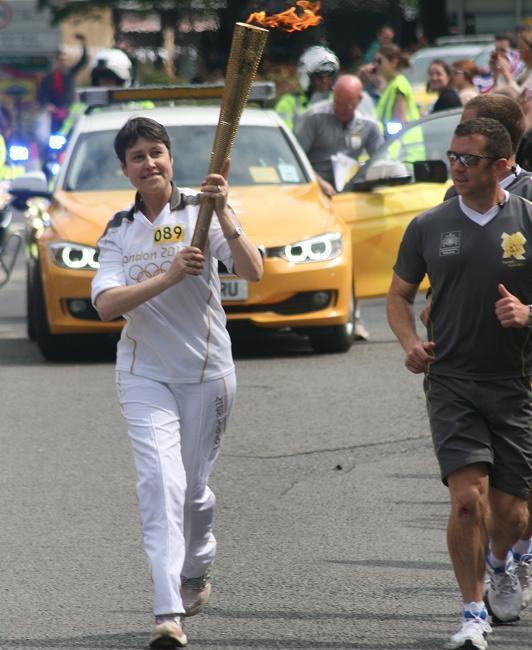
[9,171,52,210]
[413,160,448,183]
[345,175,412,192]
[344,159,412,192]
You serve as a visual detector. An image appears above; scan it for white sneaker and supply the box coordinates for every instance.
[516,553,532,609]
[181,570,212,617]
[485,560,522,622]
[445,617,492,650]
[149,616,187,648]
[354,318,369,341]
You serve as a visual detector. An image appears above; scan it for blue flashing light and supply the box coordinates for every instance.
[386,121,403,136]
[50,163,60,176]
[9,144,30,161]
[48,134,67,150]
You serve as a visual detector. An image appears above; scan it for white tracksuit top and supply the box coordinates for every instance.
[91,185,235,383]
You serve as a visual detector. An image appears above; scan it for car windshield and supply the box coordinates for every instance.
[64,124,307,191]
[353,111,461,184]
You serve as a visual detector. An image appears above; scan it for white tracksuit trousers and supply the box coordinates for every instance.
[116,369,236,615]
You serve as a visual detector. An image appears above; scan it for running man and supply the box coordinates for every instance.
[421,96,532,604]
[387,118,532,650]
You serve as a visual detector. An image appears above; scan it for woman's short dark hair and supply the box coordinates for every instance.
[464,94,525,152]
[454,117,512,160]
[378,44,410,70]
[114,117,172,163]
[495,32,516,49]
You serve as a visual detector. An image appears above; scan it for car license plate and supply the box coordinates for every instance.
[221,279,248,302]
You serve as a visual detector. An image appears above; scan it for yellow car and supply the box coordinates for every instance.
[332,108,461,299]
[11,88,354,360]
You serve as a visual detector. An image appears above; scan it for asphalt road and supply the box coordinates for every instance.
[0,236,531,650]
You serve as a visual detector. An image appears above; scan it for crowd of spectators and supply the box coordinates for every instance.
[271,24,532,193]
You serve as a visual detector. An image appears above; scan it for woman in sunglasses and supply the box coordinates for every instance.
[450,59,479,106]
[374,44,419,137]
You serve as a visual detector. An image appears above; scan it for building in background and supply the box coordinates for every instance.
[0,0,60,132]
[446,0,532,34]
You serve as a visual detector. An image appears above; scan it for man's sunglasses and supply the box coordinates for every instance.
[446,150,499,167]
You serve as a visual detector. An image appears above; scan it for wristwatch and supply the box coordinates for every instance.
[225,225,243,241]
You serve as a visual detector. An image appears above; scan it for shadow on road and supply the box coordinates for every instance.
[0,336,117,366]
[0,632,445,649]
[0,330,321,365]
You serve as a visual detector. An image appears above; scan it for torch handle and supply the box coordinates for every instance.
[191,196,216,249]
[191,120,234,250]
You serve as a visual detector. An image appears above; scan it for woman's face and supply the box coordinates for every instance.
[451,67,466,90]
[428,64,449,92]
[374,53,394,79]
[122,137,173,195]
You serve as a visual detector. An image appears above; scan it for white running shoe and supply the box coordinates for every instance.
[181,570,212,617]
[354,318,370,341]
[149,617,187,648]
[445,617,492,650]
[485,560,522,622]
[516,553,532,609]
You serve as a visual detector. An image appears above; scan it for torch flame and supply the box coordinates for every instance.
[247,1,322,33]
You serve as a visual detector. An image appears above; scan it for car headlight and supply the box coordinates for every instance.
[48,134,67,151]
[49,242,100,270]
[8,144,29,162]
[266,232,343,264]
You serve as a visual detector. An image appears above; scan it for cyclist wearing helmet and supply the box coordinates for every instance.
[90,48,133,88]
[275,45,339,130]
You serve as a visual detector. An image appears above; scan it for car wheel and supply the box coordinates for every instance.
[26,264,36,341]
[32,261,71,361]
[307,292,355,354]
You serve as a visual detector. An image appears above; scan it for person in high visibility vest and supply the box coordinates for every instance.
[374,44,419,137]
[275,46,340,131]
[0,107,25,181]
[0,132,6,179]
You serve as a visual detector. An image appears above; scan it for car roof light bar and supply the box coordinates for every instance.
[77,82,276,108]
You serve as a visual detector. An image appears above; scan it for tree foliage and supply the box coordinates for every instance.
[37,1,223,25]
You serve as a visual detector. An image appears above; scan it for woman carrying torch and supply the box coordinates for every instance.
[91,3,322,645]
[91,116,262,648]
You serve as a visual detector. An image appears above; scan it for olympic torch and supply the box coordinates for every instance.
[190,23,268,249]
[191,1,322,250]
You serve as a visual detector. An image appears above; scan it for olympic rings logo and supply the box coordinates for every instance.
[128,261,171,282]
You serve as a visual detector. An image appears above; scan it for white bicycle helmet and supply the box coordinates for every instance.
[90,49,133,87]
[297,46,340,92]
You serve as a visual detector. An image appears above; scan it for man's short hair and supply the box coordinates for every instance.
[495,32,516,49]
[454,117,512,160]
[464,94,525,152]
[114,117,172,163]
